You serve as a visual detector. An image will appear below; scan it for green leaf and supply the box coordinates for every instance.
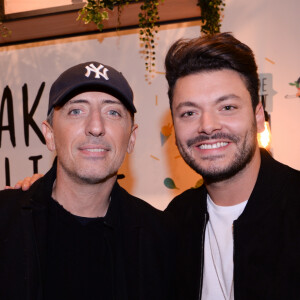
[164,178,179,190]
[97,23,104,31]
[194,178,204,188]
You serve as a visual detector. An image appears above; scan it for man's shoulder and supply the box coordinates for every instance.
[0,188,26,208]
[260,149,300,189]
[261,148,299,174]
[0,188,34,235]
[0,183,40,208]
[112,183,176,242]
[165,185,207,214]
[284,164,300,186]
[0,170,52,223]
[278,164,300,198]
[258,149,300,215]
[113,182,162,216]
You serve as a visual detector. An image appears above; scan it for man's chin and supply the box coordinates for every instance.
[201,169,240,184]
[67,171,114,185]
[77,177,104,185]
[189,164,236,183]
[191,156,253,184]
[77,173,116,185]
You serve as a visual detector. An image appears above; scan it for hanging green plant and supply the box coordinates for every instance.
[77,0,163,76]
[78,0,120,31]
[138,0,162,75]
[197,0,225,35]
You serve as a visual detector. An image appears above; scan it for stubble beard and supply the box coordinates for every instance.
[58,158,117,185]
[176,122,258,184]
[55,138,119,185]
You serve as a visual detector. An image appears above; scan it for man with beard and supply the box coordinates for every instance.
[164,33,300,300]
[0,62,175,300]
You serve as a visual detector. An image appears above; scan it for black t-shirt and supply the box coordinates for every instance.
[44,198,114,300]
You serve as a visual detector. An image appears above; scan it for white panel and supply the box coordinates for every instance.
[4,0,78,14]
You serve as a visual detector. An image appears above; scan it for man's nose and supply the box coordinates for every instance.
[85,110,105,137]
[198,111,221,135]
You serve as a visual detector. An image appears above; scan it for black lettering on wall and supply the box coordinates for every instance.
[0,86,16,148]
[23,82,46,146]
[5,157,10,187]
[29,155,43,173]
[262,77,267,93]
[261,94,268,109]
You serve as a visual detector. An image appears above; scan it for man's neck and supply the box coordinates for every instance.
[52,169,116,218]
[205,147,261,207]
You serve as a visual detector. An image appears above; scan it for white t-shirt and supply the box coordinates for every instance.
[201,195,247,300]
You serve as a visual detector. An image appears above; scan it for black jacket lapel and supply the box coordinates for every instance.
[20,162,56,300]
[21,206,43,300]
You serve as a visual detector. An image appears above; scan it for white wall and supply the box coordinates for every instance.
[4,0,76,14]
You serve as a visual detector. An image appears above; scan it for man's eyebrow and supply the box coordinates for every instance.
[174,94,241,110]
[102,99,123,106]
[66,99,123,106]
[67,99,89,105]
[215,93,241,103]
[174,101,199,111]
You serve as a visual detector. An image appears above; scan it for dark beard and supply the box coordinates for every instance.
[176,125,257,184]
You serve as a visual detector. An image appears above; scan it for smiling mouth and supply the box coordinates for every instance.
[79,144,110,153]
[198,142,229,150]
[85,148,107,152]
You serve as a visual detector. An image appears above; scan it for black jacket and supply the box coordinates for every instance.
[166,149,300,300]
[0,163,176,300]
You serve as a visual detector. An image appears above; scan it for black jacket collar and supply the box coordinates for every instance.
[22,159,143,229]
[236,148,295,225]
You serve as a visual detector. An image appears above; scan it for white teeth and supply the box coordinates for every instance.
[199,142,228,149]
[86,148,106,152]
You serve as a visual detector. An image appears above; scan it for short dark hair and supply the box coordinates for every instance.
[165,33,259,111]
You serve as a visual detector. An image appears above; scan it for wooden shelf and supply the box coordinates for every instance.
[0,0,200,46]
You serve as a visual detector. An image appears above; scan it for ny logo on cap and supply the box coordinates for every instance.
[85,63,109,80]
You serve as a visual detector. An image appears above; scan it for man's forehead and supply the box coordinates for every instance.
[64,91,124,106]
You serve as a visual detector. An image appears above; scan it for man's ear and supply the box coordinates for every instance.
[42,121,56,152]
[255,102,265,133]
[127,124,138,154]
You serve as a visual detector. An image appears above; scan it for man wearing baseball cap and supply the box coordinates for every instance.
[0,62,175,300]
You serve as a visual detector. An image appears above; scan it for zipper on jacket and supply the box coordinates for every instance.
[232,221,236,300]
[198,212,209,300]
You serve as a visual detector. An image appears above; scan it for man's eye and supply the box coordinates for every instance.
[69,109,82,115]
[223,105,235,111]
[108,110,121,116]
[181,111,195,117]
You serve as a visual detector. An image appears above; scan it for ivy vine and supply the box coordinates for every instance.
[197,0,225,35]
[78,0,163,76]
[139,0,162,75]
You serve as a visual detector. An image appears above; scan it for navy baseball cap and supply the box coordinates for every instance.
[48,61,136,115]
